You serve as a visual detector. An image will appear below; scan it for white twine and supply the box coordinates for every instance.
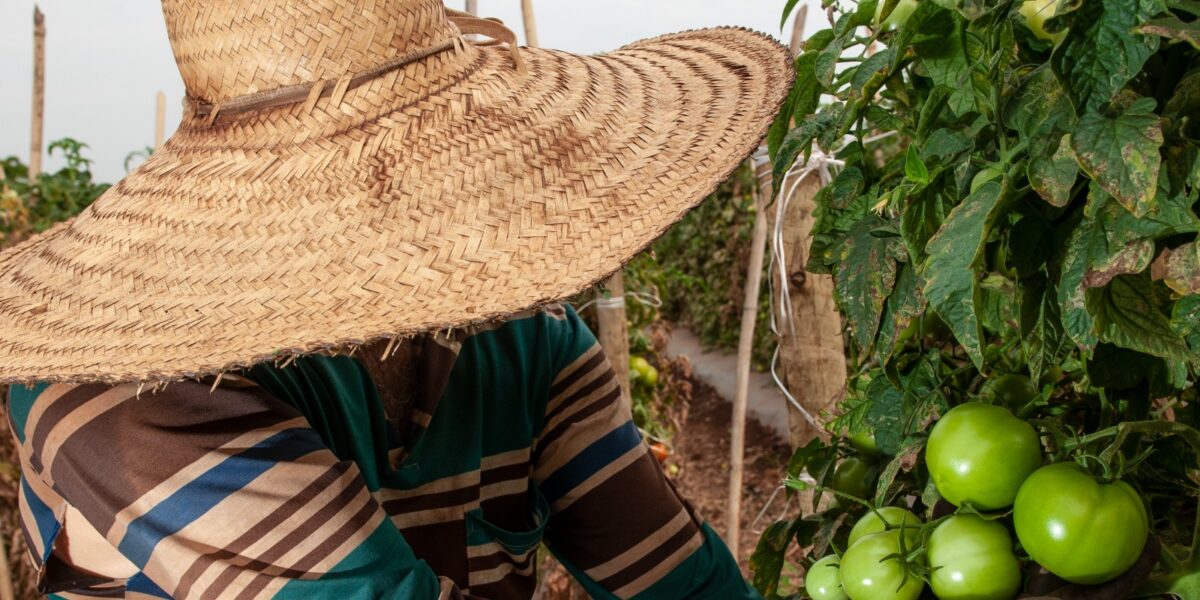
[760,132,897,429]
[575,289,662,313]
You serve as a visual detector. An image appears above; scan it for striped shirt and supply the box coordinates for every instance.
[8,305,757,599]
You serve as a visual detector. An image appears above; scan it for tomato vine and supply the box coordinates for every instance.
[754,0,1200,598]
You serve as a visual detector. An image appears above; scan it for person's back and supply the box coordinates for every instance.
[10,306,756,598]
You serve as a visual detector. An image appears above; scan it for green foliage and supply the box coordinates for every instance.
[1,139,110,245]
[755,0,1200,596]
[625,164,774,370]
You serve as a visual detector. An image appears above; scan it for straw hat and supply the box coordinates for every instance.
[0,0,792,385]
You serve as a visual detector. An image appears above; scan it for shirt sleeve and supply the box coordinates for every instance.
[16,379,469,600]
[533,306,760,599]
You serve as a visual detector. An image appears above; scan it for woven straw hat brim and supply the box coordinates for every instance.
[0,28,792,385]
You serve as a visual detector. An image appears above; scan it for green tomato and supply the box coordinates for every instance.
[806,555,849,600]
[983,374,1038,411]
[849,430,881,459]
[922,311,952,340]
[926,403,1042,510]
[874,0,918,31]
[833,458,875,508]
[970,166,1003,194]
[629,356,651,379]
[840,530,925,600]
[1014,463,1149,584]
[847,506,921,547]
[928,515,1021,600]
[1019,0,1065,43]
[641,365,659,387]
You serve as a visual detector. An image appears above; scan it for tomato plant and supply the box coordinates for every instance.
[753,0,1200,597]
[1014,462,1150,584]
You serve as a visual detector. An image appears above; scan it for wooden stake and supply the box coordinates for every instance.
[0,533,13,600]
[29,6,46,182]
[789,4,809,55]
[520,0,539,48]
[727,159,771,559]
[596,273,633,404]
[155,91,167,150]
[464,0,477,15]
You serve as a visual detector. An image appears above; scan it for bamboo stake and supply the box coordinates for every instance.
[0,534,13,600]
[789,4,809,55]
[596,273,633,403]
[155,91,167,150]
[464,0,477,15]
[29,6,46,182]
[520,0,539,47]
[727,157,772,559]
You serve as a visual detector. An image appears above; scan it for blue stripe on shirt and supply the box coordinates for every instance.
[539,420,643,504]
[21,477,60,563]
[117,427,326,566]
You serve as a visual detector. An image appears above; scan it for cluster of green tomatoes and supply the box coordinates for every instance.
[806,402,1150,600]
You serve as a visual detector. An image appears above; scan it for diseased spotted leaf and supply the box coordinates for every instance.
[1137,15,1200,50]
[849,50,895,100]
[1051,0,1160,112]
[1163,242,1200,295]
[1071,98,1163,217]
[1086,274,1191,361]
[1171,294,1200,353]
[1058,189,1200,348]
[1083,238,1156,288]
[876,264,926,365]
[921,181,1004,368]
[1006,66,1075,142]
[1029,134,1078,207]
[837,218,900,353]
[750,519,793,596]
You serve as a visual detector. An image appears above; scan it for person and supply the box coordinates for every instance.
[0,1,792,598]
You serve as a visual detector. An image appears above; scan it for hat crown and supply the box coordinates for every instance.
[162,0,457,104]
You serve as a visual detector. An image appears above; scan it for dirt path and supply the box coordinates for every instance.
[667,376,793,573]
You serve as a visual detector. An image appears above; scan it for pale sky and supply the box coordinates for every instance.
[0,1,826,183]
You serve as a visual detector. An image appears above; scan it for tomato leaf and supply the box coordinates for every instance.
[1163,242,1200,296]
[921,181,1004,368]
[750,519,794,596]
[1136,14,1200,50]
[837,218,900,353]
[1020,278,1071,385]
[1070,98,1163,217]
[1087,274,1191,361]
[904,146,930,185]
[1051,0,1160,112]
[1029,134,1079,207]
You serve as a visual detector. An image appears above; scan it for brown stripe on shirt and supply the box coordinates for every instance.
[47,382,304,535]
[172,461,351,598]
[26,384,111,473]
[545,452,699,572]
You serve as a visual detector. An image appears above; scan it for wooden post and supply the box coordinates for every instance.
[520,0,539,47]
[464,0,477,15]
[596,273,633,403]
[154,92,167,150]
[29,6,46,182]
[771,173,846,446]
[789,4,808,55]
[727,158,771,558]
